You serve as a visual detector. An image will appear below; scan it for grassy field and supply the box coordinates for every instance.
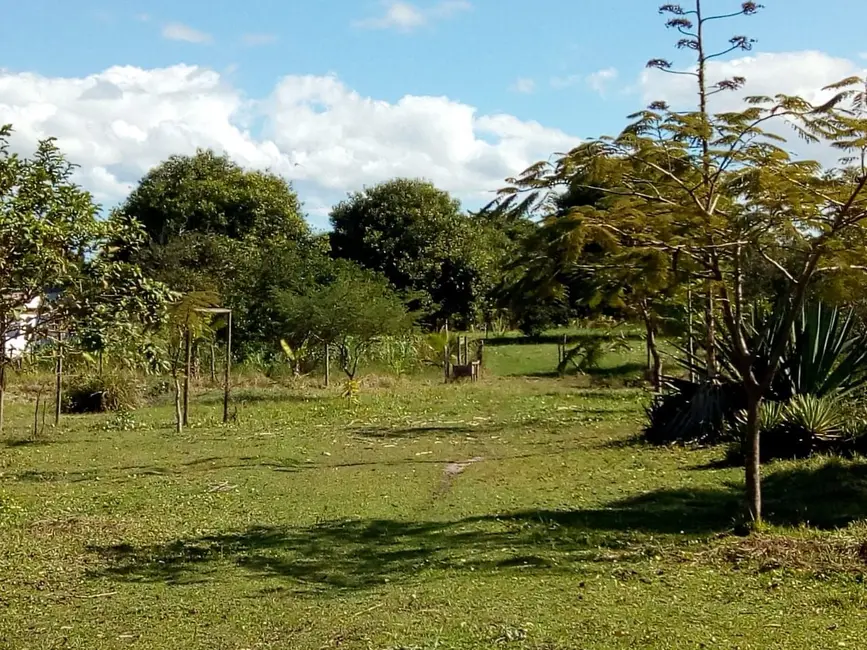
[2,337,867,649]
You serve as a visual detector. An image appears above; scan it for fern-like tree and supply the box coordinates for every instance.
[494,1,867,524]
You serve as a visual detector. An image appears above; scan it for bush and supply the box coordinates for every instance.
[63,373,143,413]
[643,378,745,446]
[725,394,867,463]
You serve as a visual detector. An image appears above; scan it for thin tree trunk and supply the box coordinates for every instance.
[643,312,662,392]
[210,341,217,383]
[744,391,762,526]
[324,343,331,387]
[687,281,696,383]
[174,377,183,434]
[705,284,716,379]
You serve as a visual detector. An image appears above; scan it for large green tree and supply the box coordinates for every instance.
[330,178,497,327]
[0,125,171,431]
[120,149,308,246]
[495,1,867,524]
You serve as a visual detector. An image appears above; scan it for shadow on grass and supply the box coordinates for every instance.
[196,391,328,407]
[350,424,503,439]
[87,459,867,593]
[518,362,648,381]
[484,332,645,347]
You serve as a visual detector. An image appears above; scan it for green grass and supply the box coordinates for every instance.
[2,337,867,649]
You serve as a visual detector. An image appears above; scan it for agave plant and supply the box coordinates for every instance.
[643,377,744,445]
[648,300,867,448]
[783,394,845,442]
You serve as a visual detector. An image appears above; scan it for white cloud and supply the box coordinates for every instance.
[0,65,579,213]
[586,67,618,95]
[241,33,278,46]
[161,22,212,44]
[135,13,151,23]
[640,51,867,165]
[355,0,470,32]
[509,77,535,94]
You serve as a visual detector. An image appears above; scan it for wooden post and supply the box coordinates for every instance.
[223,311,232,424]
[54,333,63,427]
[33,389,41,438]
[443,344,450,383]
[0,360,6,434]
[183,327,192,427]
[324,343,331,387]
[210,340,217,382]
[687,281,696,383]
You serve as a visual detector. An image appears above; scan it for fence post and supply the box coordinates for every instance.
[183,327,192,427]
[54,332,63,427]
[223,311,232,424]
[325,343,331,387]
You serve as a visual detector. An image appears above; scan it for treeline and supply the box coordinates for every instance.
[116,149,605,363]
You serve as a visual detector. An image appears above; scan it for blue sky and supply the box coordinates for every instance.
[1,1,866,227]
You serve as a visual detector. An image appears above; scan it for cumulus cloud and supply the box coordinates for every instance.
[641,50,867,164]
[642,51,865,110]
[0,65,579,215]
[586,67,618,96]
[161,22,212,44]
[355,0,470,32]
[509,77,535,94]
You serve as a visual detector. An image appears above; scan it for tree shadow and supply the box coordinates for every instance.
[520,362,647,381]
[350,424,501,439]
[86,458,867,593]
[484,333,644,347]
[196,391,328,407]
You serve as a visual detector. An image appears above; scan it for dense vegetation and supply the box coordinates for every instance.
[3,1,867,646]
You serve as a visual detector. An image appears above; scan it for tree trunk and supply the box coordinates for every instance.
[210,341,217,383]
[705,284,716,379]
[744,391,762,526]
[644,316,662,392]
[174,377,183,434]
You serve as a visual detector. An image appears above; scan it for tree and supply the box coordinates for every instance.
[120,150,309,246]
[494,1,867,524]
[330,178,495,327]
[0,125,172,431]
[273,263,414,381]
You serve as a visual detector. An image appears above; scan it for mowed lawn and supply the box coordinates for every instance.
[3,340,867,649]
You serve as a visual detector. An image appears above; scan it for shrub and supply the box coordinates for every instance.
[643,377,745,446]
[63,373,143,413]
[646,301,867,451]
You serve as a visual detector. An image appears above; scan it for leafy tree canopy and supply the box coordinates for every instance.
[0,124,172,429]
[273,262,414,378]
[329,178,499,327]
[120,149,309,246]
